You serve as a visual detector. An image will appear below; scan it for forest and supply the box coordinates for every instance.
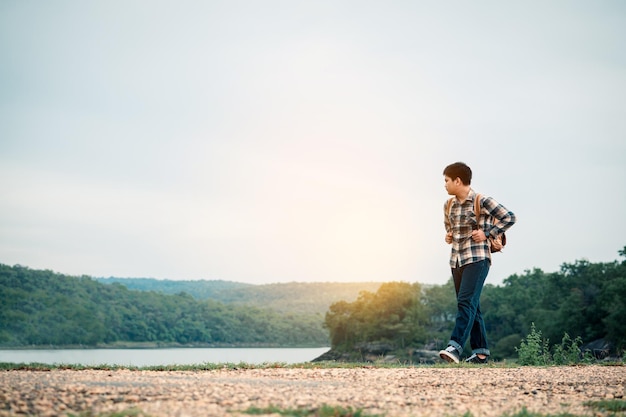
[1,246,624,360]
[325,247,626,360]
[0,265,327,347]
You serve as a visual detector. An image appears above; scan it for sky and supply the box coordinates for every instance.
[1,1,625,286]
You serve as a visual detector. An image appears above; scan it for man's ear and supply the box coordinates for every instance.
[454,177,462,185]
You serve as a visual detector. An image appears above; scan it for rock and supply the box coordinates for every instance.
[310,349,342,362]
[406,349,439,364]
[312,345,440,364]
[581,338,614,359]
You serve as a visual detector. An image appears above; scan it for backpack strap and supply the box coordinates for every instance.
[448,194,483,222]
[474,193,482,220]
[448,196,480,218]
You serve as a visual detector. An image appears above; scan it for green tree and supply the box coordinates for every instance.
[0,263,328,347]
[324,281,427,351]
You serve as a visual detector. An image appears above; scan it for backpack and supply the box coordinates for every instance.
[447,194,506,253]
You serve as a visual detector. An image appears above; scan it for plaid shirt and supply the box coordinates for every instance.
[444,189,516,268]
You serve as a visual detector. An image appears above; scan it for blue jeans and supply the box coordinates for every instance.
[448,259,491,357]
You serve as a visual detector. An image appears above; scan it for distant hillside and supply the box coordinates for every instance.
[96,278,384,315]
[95,277,253,300]
[0,264,328,347]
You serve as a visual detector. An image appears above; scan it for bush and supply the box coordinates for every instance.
[516,323,550,365]
[552,333,583,365]
[516,323,601,365]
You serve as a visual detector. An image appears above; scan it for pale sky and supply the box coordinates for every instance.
[1,1,625,286]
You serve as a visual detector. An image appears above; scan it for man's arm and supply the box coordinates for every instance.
[483,197,516,238]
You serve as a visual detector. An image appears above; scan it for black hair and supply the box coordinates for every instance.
[443,162,472,185]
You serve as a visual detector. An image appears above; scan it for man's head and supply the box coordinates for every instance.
[443,162,472,185]
[443,162,472,197]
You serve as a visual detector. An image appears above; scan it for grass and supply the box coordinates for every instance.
[239,404,626,417]
[584,399,626,413]
[242,405,384,417]
[0,361,290,371]
[58,404,626,417]
[3,357,625,371]
[0,361,482,371]
[67,408,148,417]
[500,408,579,417]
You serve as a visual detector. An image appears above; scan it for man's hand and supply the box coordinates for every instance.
[472,229,487,242]
[445,232,453,244]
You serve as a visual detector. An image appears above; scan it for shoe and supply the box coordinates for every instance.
[465,353,489,364]
[438,346,460,363]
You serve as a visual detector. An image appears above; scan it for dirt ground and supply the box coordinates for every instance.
[1,365,624,417]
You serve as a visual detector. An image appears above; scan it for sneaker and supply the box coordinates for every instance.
[438,346,460,363]
[465,353,489,364]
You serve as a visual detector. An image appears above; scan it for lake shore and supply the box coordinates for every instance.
[0,342,329,350]
[1,365,624,417]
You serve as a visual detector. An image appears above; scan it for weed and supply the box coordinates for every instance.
[516,323,550,365]
[515,324,608,366]
[240,404,383,417]
[552,333,583,365]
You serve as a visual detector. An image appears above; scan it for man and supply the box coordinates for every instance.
[439,162,516,363]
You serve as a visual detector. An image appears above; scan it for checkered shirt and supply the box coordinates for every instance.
[444,189,516,268]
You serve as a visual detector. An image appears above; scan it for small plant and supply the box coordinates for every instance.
[552,333,583,365]
[515,324,597,366]
[516,323,550,365]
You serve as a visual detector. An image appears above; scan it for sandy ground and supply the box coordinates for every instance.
[1,365,624,417]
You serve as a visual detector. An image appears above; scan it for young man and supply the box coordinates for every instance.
[439,162,516,363]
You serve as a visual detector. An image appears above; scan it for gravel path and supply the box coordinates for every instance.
[1,366,624,417]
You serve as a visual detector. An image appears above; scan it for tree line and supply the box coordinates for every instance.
[2,246,624,359]
[325,247,626,360]
[0,264,327,347]
[95,277,383,315]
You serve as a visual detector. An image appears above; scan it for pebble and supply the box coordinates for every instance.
[0,366,624,416]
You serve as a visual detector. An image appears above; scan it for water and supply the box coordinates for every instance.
[0,347,330,367]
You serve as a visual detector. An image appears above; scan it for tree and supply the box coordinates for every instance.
[324,282,426,351]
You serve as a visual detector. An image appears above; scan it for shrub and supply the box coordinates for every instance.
[552,333,583,365]
[516,324,607,365]
[516,323,550,365]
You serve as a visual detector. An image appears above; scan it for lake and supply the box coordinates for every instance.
[0,347,331,367]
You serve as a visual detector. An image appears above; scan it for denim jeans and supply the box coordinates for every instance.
[448,259,491,357]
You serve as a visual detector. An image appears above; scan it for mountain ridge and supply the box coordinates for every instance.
[95,277,385,315]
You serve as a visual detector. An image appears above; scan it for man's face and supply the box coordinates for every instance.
[444,175,459,195]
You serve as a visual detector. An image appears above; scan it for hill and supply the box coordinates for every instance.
[95,278,384,315]
[95,277,253,299]
[0,264,331,347]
